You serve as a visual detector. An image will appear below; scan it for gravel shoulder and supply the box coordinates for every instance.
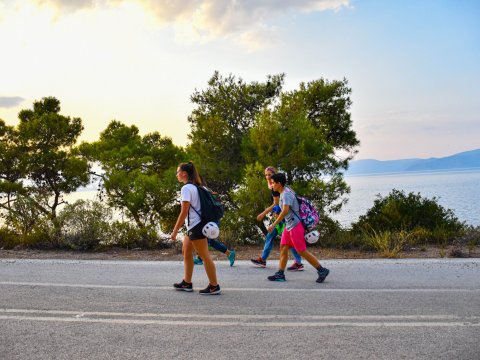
[0,244,478,261]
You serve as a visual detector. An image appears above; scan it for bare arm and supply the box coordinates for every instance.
[257,195,280,221]
[171,201,190,241]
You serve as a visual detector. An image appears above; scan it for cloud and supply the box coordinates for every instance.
[128,0,351,37]
[237,26,279,51]
[0,96,25,108]
[11,0,350,44]
[32,0,94,12]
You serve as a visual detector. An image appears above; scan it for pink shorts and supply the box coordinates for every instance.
[280,222,306,253]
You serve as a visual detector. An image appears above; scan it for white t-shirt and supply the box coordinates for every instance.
[180,183,201,230]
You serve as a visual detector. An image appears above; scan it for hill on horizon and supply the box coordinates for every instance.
[346,148,480,176]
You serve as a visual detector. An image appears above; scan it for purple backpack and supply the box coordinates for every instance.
[286,187,320,231]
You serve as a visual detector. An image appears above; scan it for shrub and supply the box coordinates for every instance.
[320,229,363,249]
[58,200,114,251]
[110,221,170,249]
[2,194,50,238]
[352,189,465,244]
[1,219,56,249]
[363,230,410,258]
[449,226,480,258]
[452,226,480,247]
[0,227,18,249]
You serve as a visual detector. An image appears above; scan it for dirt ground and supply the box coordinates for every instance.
[0,244,478,261]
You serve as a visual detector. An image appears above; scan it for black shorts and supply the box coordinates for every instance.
[187,222,206,241]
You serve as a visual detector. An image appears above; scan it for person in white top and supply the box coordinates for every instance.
[170,161,221,295]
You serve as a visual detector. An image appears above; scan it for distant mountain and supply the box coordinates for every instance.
[346,149,480,175]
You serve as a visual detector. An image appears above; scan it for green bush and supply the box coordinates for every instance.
[0,227,18,249]
[58,200,114,251]
[21,224,56,249]
[319,229,362,249]
[110,221,170,249]
[2,194,48,237]
[352,189,465,244]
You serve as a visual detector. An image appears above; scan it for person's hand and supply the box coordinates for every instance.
[267,225,274,233]
[257,213,265,222]
[170,229,178,241]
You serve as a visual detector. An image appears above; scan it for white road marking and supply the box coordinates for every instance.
[0,315,477,327]
[0,309,478,327]
[1,281,479,293]
[2,308,475,321]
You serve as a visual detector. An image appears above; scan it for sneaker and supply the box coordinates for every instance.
[316,267,330,283]
[193,257,203,265]
[199,284,221,295]
[268,271,286,282]
[251,257,266,268]
[287,262,304,271]
[173,280,193,292]
[228,249,236,267]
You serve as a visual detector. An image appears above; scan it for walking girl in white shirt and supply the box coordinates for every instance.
[170,161,221,295]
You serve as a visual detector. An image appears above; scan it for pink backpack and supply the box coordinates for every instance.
[286,187,320,231]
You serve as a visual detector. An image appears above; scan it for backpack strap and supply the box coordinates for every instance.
[285,187,303,225]
[186,184,202,226]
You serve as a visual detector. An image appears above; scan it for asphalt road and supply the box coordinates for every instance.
[1,258,479,359]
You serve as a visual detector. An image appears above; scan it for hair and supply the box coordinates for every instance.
[270,172,286,187]
[178,161,203,185]
[264,166,277,174]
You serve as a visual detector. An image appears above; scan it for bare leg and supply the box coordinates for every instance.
[279,245,290,271]
[298,250,320,269]
[182,235,194,283]
[191,238,218,286]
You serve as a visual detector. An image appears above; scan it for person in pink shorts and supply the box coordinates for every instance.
[266,172,330,283]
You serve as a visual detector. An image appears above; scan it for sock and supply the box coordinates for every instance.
[278,269,284,275]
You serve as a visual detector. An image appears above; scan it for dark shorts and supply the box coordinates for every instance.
[187,222,206,241]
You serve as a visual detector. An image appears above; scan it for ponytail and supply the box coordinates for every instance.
[179,161,203,185]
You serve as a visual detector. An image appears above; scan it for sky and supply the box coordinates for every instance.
[0,0,479,161]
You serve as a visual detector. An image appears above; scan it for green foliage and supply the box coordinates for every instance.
[20,223,55,249]
[79,121,184,232]
[0,97,90,241]
[363,230,410,258]
[352,189,465,237]
[224,162,271,244]
[0,226,17,249]
[349,189,466,254]
[58,200,114,251]
[187,72,358,241]
[110,222,168,249]
[187,71,285,195]
[245,77,357,230]
[0,120,24,187]
[2,194,48,236]
[17,97,89,195]
[454,226,480,247]
[247,78,359,180]
[319,228,362,249]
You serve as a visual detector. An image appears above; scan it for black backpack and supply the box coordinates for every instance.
[190,185,224,223]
